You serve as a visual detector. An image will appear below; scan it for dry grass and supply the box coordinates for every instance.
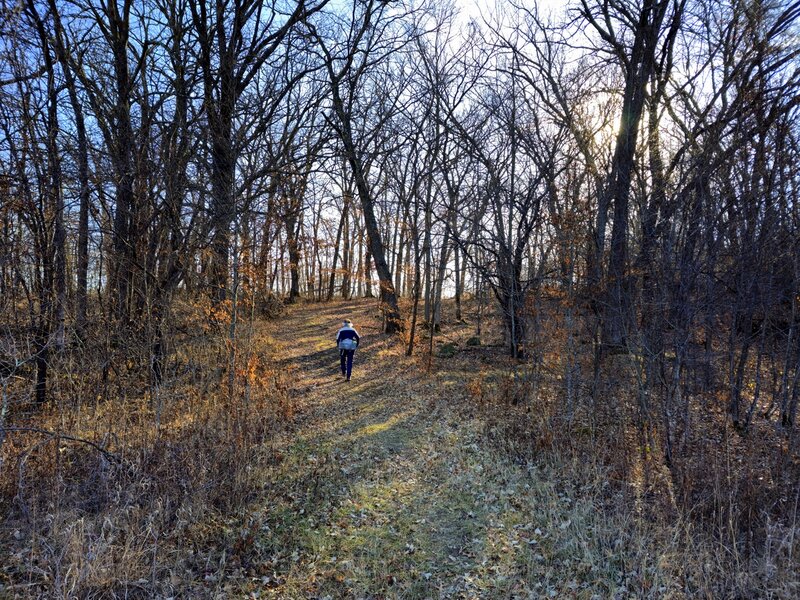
[1,295,798,598]
[0,298,296,598]
[439,297,800,599]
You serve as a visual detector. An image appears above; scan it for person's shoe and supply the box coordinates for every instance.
[346,377,351,382]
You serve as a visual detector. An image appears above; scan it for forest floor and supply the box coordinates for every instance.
[0,296,796,598]
[227,299,684,599]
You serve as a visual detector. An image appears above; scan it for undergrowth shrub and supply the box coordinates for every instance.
[463,347,800,598]
[0,304,293,597]
[255,291,285,320]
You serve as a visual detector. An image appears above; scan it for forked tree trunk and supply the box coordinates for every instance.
[330,104,402,330]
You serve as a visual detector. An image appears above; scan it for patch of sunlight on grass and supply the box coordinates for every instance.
[293,399,396,440]
[348,409,415,440]
[375,347,399,359]
[313,339,332,351]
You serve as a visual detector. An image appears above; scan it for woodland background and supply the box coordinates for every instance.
[1,0,799,597]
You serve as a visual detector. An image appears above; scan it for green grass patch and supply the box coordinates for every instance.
[437,342,459,358]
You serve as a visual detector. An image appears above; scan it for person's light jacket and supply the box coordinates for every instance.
[336,325,360,350]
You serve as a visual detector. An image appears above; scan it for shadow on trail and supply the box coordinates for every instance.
[282,347,338,370]
[268,393,513,598]
[256,300,545,598]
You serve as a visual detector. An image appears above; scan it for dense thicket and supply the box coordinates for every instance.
[1,0,799,585]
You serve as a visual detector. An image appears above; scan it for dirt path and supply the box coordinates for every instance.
[244,300,641,599]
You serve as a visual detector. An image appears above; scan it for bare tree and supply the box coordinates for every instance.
[189,0,328,304]
[309,0,420,333]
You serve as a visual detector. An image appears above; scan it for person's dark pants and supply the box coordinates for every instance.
[340,349,355,379]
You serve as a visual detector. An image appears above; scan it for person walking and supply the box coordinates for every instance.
[336,319,360,381]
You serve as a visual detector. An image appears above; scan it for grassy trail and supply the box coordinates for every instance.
[248,300,657,599]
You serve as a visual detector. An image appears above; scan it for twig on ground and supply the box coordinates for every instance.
[1,427,120,462]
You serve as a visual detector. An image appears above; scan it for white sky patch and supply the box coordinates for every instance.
[452,0,571,26]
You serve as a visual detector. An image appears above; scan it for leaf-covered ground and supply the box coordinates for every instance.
[229,300,683,599]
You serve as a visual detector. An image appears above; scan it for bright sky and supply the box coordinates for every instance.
[453,0,570,24]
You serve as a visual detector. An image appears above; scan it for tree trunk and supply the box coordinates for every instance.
[328,186,350,301]
[341,203,351,299]
[26,0,61,398]
[432,218,451,331]
[285,202,302,303]
[107,1,136,324]
[208,98,236,304]
[48,0,88,336]
[453,218,462,321]
[364,234,374,298]
[589,0,678,352]
[406,213,424,356]
[356,223,364,297]
[325,48,403,330]
[423,201,432,325]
